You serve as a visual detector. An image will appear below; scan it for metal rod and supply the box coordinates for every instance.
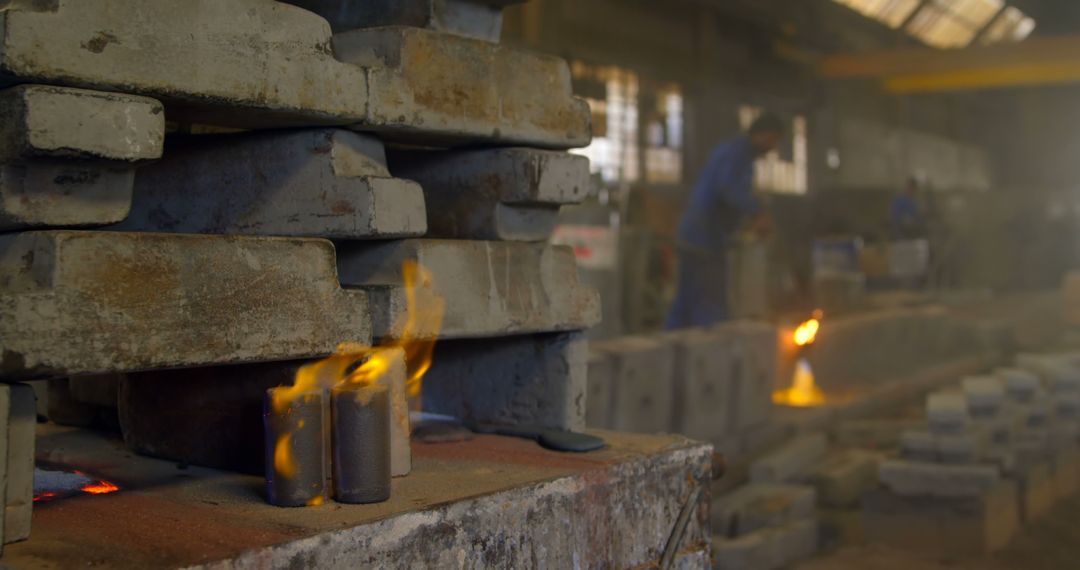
[332,383,391,504]
[263,388,327,507]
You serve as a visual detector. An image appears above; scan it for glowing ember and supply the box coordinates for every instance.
[33,491,57,502]
[271,261,445,478]
[773,358,826,407]
[80,480,120,495]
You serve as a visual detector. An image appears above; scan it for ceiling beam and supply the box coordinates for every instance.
[819,35,1080,92]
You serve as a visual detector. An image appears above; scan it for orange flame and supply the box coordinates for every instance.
[793,310,823,347]
[271,261,444,479]
[80,480,120,495]
[773,358,826,407]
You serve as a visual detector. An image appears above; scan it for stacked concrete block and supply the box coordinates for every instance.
[0,0,590,146]
[0,232,371,379]
[115,129,427,239]
[863,481,1019,557]
[589,337,674,434]
[421,332,587,431]
[715,321,776,435]
[750,434,828,484]
[712,484,819,570]
[663,329,735,442]
[387,148,590,242]
[805,449,881,509]
[0,85,164,231]
[0,0,606,550]
[585,350,614,429]
[285,0,524,41]
[338,239,599,341]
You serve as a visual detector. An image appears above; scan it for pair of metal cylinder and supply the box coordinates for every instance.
[263,384,391,507]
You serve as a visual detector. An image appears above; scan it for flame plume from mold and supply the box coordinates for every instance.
[270,261,445,482]
[774,310,827,407]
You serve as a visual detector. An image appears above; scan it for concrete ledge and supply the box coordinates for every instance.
[13,426,711,568]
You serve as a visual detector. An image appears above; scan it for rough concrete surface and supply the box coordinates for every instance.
[586,349,614,429]
[0,2,589,148]
[862,482,1020,558]
[389,147,590,206]
[285,0,525,41]
[337,239,600,340]
[878,460,1000,497]
[421,332,587,431]
[115,129,426,239]
[0,231,370,379]
[590,336,675,434]
[806,495,1080,570]
[334,26,591,148]
[807,449,881,508]
[712,483,816,537]
[10,426,711,569]
[665,329,736,442]
[715,321,776,433]
[0,85,165,231]
[749,433,828,484]
[0,0,368,129]
[0,85,163,163]
[3,384,33,544]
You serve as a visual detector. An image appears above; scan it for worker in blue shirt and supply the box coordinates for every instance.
[890,177,926,239]
[666,113,784,329]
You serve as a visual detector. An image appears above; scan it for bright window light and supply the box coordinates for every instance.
[832,0,1034,48]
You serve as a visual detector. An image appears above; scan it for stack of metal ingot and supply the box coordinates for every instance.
[867,354,1080,558]
[0,0,597,523]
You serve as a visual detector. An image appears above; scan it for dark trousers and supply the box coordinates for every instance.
[665,245,729,330]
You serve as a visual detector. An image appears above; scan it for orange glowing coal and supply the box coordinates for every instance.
[271,261,445,482]
[81,480,120,495]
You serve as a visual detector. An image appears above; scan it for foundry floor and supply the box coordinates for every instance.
[8,424,705,568]
[799,492,1080,570]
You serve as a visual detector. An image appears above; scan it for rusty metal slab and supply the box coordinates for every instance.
[336,239,601,340]
[113,129,426,239]
[0,231,370,379]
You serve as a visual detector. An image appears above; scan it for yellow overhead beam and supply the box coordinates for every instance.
[819,36,1080,92]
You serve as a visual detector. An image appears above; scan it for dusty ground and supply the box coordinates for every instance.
[800,494,1080,570]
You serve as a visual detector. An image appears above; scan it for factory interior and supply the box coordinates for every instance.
[3,0,1080,568]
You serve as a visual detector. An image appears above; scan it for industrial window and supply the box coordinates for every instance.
[569,62,640,184]
[739,107,808,195]
[644,84,683,185]
[832,0,922,29]
[977,6,1036,45]
[832,0,1035,48]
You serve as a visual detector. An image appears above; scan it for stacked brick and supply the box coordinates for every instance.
[0,0,600,540]
[588,321,777,448]
[868,353,1080,557]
